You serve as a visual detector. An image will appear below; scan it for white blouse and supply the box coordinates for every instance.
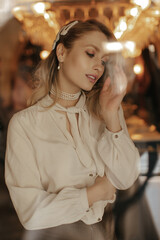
[5,92,140,230]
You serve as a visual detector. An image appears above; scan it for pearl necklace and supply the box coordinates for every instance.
[50,86,81,100]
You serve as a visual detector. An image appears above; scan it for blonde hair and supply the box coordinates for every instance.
[28,19,116,119]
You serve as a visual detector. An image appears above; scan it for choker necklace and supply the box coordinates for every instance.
[50,86,81,100]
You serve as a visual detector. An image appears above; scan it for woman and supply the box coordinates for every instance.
[5,19,140,239]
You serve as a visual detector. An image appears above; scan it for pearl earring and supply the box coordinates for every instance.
[57,65,60,70]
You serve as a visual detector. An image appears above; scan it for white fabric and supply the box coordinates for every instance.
[5,92,140,230]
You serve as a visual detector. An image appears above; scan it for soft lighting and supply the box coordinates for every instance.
[40,50,50,59]
[133,64,143,75]
[32,2,47,14]
[154,10,160,15]
[114,31,123,39]
[124,41,136,53]
[148,44,155,52]
[12,6,25,21]
[44,13,50,20]
[12,0,159,57]
[103,42,123,53]
[145,17,151,23]
[152,9,160,16]
[130,7,139,17]
[103,41,136,56]
[149,125,156,132]
[12,6,21,12]
[131,134,143,140]
[131,0,151,10]
[119,19,127,31]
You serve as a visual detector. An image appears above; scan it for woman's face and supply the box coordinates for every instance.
[57,31,109,93]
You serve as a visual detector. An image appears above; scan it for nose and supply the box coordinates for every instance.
[93,58,104,74]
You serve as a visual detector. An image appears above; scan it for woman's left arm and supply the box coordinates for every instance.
[97,66,140,190]
[97,106,140,190]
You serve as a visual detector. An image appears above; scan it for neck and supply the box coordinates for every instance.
[56,98,79,108]
[49,86,82,108]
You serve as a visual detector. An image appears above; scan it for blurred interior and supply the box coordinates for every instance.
[0,0,160,240]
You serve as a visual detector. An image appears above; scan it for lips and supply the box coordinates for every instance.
[86,74,98,83]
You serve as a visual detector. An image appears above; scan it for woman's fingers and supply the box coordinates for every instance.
[101,77,111,92]
[112,67,127,95]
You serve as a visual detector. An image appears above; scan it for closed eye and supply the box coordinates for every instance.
[86,52,95,58]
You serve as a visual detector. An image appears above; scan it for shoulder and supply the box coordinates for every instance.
[9,104,37,126]
[8,95,55,134]
[9,95,50,128]
[7,105,38,137]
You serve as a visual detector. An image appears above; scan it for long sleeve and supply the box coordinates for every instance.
[5,115,89,230]
[92,106,140,190]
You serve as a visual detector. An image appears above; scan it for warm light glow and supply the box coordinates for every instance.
[133,64,143,74]
[103,41,136,56]
[149,125,156,132]
[119,19,127,31]
[12,6,21,12]
[131,0,151,10]
[130,7,139,16]
[12,6,25,21]
[11,0,158,58]
[32,3,46,14]
[153,9,160,16]
[44,13,50,20]
[40,50,50,59]
[124,41,136,53]
[114,31,123,39]
[155,9,160,15]
[148,44,155,52]
[145,17,151,23]
[103,42,123,52]
[131,134,143,140]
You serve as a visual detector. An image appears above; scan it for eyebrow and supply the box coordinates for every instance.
[85,44,109,58]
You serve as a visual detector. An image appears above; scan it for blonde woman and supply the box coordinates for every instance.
[5,19,140,240]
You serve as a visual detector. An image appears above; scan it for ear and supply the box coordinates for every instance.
[56,43,67,62]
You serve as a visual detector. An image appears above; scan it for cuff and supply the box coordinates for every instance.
[100,128,124,142]
[79,188,89,212]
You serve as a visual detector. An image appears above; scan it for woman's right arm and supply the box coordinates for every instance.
[5,115,90,230]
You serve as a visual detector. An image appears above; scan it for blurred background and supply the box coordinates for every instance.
[0,0,160,239]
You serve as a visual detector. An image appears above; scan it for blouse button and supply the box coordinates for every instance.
[97,218,101,222]
[114,134,118,139]
[89,173,93,177]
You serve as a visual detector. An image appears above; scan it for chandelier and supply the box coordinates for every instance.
[12,0,160,57]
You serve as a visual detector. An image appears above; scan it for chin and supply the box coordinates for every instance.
[81,84,94,92]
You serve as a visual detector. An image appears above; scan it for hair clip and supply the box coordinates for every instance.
[52,20,78,50]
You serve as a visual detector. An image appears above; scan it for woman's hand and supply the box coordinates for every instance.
[99,66,127,132]
[87,176,116,207]
[99,66,127,114]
